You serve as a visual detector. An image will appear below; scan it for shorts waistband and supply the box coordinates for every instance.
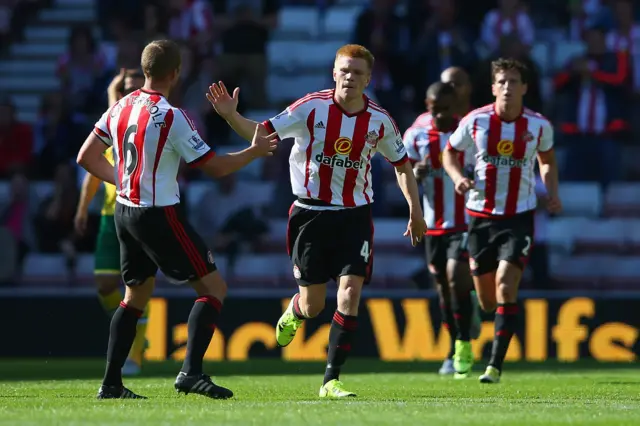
[296,198,339,207]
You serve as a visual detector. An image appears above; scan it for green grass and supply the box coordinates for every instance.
[0,360,639,425]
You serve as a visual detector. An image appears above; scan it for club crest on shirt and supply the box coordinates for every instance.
[293,265,302,279]
[522,131,535,143]
[365,130,379,148]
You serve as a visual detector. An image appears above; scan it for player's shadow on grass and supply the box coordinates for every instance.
[0,359,637,382]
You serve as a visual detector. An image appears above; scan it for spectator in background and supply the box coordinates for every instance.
[173,45,209,134]
[352,0,409,119]
[194,173,269,271]
[0,171,36,278]
[33,92,84,179]
[410,0,476,113]
[606,0,640,136]
[0,97,33,179]
[264,136,296,218]
[480,0,535,54]
[141,1,168,44]
[34,164,79,267]
[56,25,105,114]
[213,0,279,109]
[168,0,214,53]
[554,23,629,186]
[472,35,543,112]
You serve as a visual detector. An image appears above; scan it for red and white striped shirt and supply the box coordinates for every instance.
[606,25,640,89]
[447,104,554,217]
[264,89,408,208]
[93,89,214,207]
[403,114,471,235]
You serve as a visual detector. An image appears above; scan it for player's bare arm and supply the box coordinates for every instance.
[74,172,102,235]
[394,161,428,246]
[206,81,268,141]
[537,149,562,214]
[77,133,116,185]
[197,125,278,178]
[443,148,474,194]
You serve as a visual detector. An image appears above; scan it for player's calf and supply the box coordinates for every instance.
[484,261,522,379]
[322,276,362,387]
[276,286,325,347]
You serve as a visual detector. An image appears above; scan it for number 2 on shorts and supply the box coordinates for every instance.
[521,236,532,257]
[360,240,370,263]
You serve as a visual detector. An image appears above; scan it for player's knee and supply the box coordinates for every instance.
[477,297,497,313]
[195,271,227,301]
[95,275,120,295]
[337,277,363,313]
[496,282,515,302]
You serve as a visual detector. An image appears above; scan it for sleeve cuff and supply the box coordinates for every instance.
[187,150,215,168]
[93,128,111,145]
[538,146,554,154]
[262,120,278,138]
[389,154,409,167]
[446,141,463,152]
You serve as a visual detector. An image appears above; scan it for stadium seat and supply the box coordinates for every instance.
[0,181,9,201]
[265,219,288,252]
[550,255,604,288]
[373,219,415,253]
[268,73,330,103]
[530,42,550,75]
[22,254,67,278]
[572,219,626,254]
[373,255,424,288]
[620,218,640,253]
[544,216,589,253]
[551,40,586,72]
[558,182,602,217]
[75,254,94,277]
[268,40,342,70]
[603,183,640,217]
[601,257,640,289]
[323,7,361,37]
[276,7,319,36]
[232,254,290,285]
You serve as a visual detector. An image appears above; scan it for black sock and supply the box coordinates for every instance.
[291,293,307,320]
[440,302,457,359]
[454,289,473,341]
[323,311,357,385]
[102,302,142,386]
[181,296,222,376]
[488,303,519,372]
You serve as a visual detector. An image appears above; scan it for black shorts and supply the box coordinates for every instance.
[425,231,468,279]
[114,202,216,286]
[467,210,535,276]
[287,201,373,286]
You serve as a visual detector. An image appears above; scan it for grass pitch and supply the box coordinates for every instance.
[0,360,638,426]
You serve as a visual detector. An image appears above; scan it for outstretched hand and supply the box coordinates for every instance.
[250,124,278,157]
[206,81,239,119]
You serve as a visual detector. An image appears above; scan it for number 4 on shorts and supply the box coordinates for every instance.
[360,240,370,262]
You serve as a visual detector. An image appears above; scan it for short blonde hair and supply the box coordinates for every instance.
[335,44,375,71]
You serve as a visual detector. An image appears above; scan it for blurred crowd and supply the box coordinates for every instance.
[1,0,639,285]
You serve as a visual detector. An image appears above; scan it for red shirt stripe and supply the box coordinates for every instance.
[483,114,502,213]
[115,102,134,199]
[304,109,316,198]
[342,111,371,207]
[504,117,528,215]
[129,96,157,204]
[152,109,174,205]
[318,104,342,203]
